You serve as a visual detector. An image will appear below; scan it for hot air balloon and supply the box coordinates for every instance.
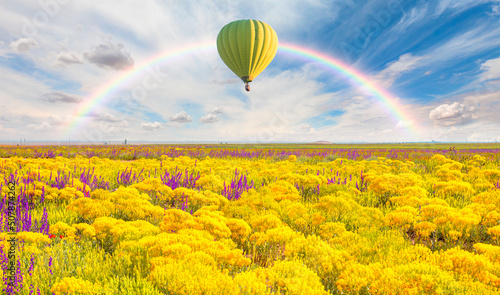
[217,19,278,91]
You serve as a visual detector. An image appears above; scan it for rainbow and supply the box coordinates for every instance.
[67,41,418,138]
[279,43,417,133]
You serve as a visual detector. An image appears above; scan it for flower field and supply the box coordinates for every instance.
[2,144,500,294]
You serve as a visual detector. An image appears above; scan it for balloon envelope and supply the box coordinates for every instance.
[217,19,278,84]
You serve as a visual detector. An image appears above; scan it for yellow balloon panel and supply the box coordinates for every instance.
[217,20,278,83]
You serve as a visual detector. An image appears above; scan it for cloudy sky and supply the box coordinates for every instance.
[1,0,499,143]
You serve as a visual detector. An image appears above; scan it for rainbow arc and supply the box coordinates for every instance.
[66,41,419,138]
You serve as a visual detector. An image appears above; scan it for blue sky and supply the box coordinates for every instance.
[0,0,499,143]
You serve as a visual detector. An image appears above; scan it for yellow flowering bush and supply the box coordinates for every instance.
[16,231,52,245]
[192,209,232,239]
[474,243,500,261]
[250,214,283,232]
[436,247,500,287]
[233,270,272,295]
[225,217,252,244]
[92,216,160,245]
[286,234,351,283]
[488,225,500,243]
[72,223,97,239]
[57,187,85,202]
[279,172,327,187]
[365,172,423,197]
[149,253,239,295]
[197,173,225,191]
[469,154,487,166]
[390,185,429,207]
[473,190,500,209]
[159,208,193,233]
[414,221,437,239]
[336,261,374,293]
[384,206,419,229]
[314,194,358,223]
[253,260,330,295]
[50,276,102,294]
[50,221,77,240]
[131,177,173,203]
[118,229,251,270]
[66,197,114,220]
[434,180,475,199]
[318,222,347,241]
[263,180,301,202]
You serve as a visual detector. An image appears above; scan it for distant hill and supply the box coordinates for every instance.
[314,140,333,144]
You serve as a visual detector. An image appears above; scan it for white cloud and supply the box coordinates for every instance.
[210,107,223,114]
[74,24,84,32]
[480,57,500,81]
[84,40,134,70]
[395,120,414,129]
[88,118,130,135]
[491,4,500,15]
[425,26,500,64]
[438,56,500,99]
[56,51,82,65]
[42,91,82,103]
[467,132,500,142]
[429,102,476,126]
[434,0,497,17]
[199,107,223,123]
[48,115,73,125]
[9,38,39,52]
[374,53,425,87]
[141,122,163,130]
[92,112,122,122]
[200,114,218,124]
[169,111,192,123]
[376,25,500,95]
[27,122,51,131]
[393,5,428,32]
[463,90,500,124]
